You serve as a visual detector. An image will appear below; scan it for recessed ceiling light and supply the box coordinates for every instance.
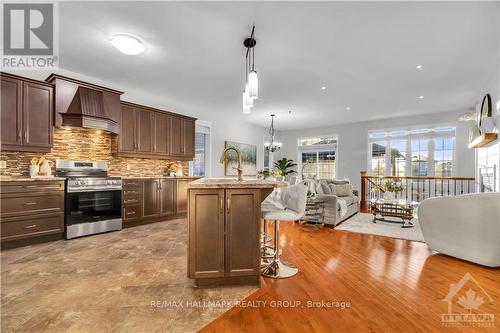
[418,95,425,100]
[111,33,145,55]
[416,64,423,70]
[321,86,326,91]
[346,106,351,111]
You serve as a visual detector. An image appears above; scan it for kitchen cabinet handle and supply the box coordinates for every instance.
[126,211,136,215]
[227,198,231,214]
[124,199,138,204]
[23,202,37,206]
[18,130,22,140]
[219,198,223,214]
[25,185,60,189]
[23,224,37,229]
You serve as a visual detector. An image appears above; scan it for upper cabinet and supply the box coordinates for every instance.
[1,73,54,152]
[116,102,196,160]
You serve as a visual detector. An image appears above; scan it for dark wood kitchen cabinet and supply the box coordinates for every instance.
[170,116,195,159]
[137,108,154,154]
[188,189,226,279]
[119,105,136,153]
[116,101,196,160]
[159,178,176,216]
[1,73,54,152]
[0,180,65,243]
[176,179,190,214]
[122,177,198,225]
[154,112,170,155]
[187,188,261,285]
[142,179,160,219]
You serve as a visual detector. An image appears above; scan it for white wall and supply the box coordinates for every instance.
[8,68,268,177]
[275,110,476,190]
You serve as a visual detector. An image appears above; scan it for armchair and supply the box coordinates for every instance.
[419,193,500,267]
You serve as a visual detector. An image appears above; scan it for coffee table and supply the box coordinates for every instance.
[370,199,417,228]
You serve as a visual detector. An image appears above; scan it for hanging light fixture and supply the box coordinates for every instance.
[242,26,258,113]
[264,114,282,152]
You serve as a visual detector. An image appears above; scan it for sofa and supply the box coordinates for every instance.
[302,178,359,226]
[419,192,500,267]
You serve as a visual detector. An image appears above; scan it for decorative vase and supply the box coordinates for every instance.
[169,172,176,177]
[383,191,395,200]
[29,165,40,178]
[175,170,183,177]
[276,176,285,181]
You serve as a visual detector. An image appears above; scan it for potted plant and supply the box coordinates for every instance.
[257,169,270,180]
[373,180,405,200]
[273,158,297,181]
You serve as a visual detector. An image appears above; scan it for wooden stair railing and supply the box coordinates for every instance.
[360,171,475,213]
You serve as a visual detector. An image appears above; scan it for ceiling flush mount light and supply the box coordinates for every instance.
[346,106,351,111]
[321,86,326,91]
[111,33,144,55]
[416,64,423,70]
[418,95,425,100]
[242,26,258,113]
[264,114,282,152]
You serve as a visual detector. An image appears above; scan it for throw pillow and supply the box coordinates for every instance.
[316,180,332,195]
[331,184,353,197]
[330,179,350,185]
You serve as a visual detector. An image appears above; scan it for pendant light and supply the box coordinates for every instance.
[264,114,282,152]
[242,26,258,113]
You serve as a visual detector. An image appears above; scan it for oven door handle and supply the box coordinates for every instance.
[67,187,123,193]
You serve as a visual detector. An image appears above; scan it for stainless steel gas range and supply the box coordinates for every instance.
[56,160,122,239]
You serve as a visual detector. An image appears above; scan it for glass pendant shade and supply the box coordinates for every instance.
[243,84,253,107]
[248,70,258,100]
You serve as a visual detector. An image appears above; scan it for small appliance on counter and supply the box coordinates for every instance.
[56,160,122,239]
[30,157,55,178]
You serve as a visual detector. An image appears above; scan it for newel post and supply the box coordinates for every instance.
[360,171,367,213]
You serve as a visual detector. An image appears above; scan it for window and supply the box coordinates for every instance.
[368,126,455,177]
[390,140,406,177]
[189,122,211,177]
[371,141,386,176]
[434,137,453,177]
[298,135,337,179]
[411,139,428,176]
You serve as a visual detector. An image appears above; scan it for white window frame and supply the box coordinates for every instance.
[189,120,212,177]
[367,125,456,177]
[297,134,338,179]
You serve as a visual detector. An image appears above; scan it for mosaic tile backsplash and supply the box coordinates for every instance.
[0,127,188,177]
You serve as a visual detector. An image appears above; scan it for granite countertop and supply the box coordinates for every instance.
[120,176,201,179]
[0,177,66,182]
[188,178,287,189]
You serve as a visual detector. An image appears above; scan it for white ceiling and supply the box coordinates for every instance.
[59,1,499,131]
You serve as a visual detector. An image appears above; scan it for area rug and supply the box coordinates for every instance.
[335,213,425,242]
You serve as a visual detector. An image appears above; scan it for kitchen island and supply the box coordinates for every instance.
[187,178,286,286]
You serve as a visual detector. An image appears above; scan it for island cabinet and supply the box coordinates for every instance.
[188,188,262,285]
[122,177,198,224]
[116,101,196,160]
[1,72,54,152]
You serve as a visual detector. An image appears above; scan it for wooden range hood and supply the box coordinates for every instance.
[62,86,119,134]
[46,74,123,134]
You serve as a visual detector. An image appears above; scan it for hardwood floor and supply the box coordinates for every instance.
[201,220,500,333]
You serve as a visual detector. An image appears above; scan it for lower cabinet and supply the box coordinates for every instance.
[0,181,65,242]
[122,177,196,224]
[187,188,261,282]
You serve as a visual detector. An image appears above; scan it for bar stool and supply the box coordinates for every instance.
[261,183,308,278]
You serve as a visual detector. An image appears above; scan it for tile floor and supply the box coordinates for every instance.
[1,219,257,332]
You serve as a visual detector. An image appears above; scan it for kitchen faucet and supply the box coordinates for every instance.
[219,147,243,181]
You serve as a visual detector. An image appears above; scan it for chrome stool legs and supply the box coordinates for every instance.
[261,220,299,278]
